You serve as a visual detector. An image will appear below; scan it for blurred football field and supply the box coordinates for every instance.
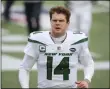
[1,1,109,88]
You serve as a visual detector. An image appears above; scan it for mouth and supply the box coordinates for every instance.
[55,27,61,30]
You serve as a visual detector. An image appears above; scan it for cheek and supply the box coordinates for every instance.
[62,24,68,29]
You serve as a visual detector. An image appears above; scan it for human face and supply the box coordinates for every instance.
[50,13,69,37]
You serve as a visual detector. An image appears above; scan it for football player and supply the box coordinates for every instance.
[19,6,94,88]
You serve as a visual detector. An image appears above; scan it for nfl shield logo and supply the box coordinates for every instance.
[57,46,61,50]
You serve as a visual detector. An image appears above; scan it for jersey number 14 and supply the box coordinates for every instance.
[47,56,70,80]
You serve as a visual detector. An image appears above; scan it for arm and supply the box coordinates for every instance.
[19,32,39,88]
[76,42,94,88]
[79,48,94,82]
[19,54,37,88]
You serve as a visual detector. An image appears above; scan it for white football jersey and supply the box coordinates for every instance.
[24,31,91,88]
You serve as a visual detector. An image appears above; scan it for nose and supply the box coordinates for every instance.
[55,21,60,25]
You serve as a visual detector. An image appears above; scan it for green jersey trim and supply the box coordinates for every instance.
[71,38,88,45]
[28,38,47,45]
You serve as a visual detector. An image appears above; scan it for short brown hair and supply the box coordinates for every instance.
[49,6,71,23]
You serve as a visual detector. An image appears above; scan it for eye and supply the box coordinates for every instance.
[59,20,64,22]
[52,20,57,22]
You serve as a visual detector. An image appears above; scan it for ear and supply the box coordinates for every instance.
[67,21,70,24]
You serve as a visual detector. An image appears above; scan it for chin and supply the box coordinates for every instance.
[55,31,62,34]
[55,29,62,32]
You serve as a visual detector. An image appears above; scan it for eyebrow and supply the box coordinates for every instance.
[52,19,65,21]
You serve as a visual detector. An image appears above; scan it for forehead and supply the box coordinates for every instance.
[52,13,66,20]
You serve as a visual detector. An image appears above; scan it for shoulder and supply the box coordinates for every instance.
[29,31,47,39]
[73,32,87,39]
[67,31,87,38]
[28,31,49,45]
[67,31,88,45]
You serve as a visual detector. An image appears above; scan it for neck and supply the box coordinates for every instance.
[49,32,67,44]
[50,31,66,38]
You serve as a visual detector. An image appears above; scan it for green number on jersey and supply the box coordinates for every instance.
[47,56,70,80]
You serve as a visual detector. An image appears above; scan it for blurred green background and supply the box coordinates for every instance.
[1,1,109,88]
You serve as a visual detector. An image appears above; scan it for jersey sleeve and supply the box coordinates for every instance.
[78,36,94,82]
[24,32,39,59]
[19,54,37,88]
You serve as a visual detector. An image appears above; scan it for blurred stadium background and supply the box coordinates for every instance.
[1,1,109,88]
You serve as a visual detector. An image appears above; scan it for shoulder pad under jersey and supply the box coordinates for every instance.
[28,31,49,45]
[71,32,88,45]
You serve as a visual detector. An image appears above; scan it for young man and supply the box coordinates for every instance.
[19,6,94,88]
